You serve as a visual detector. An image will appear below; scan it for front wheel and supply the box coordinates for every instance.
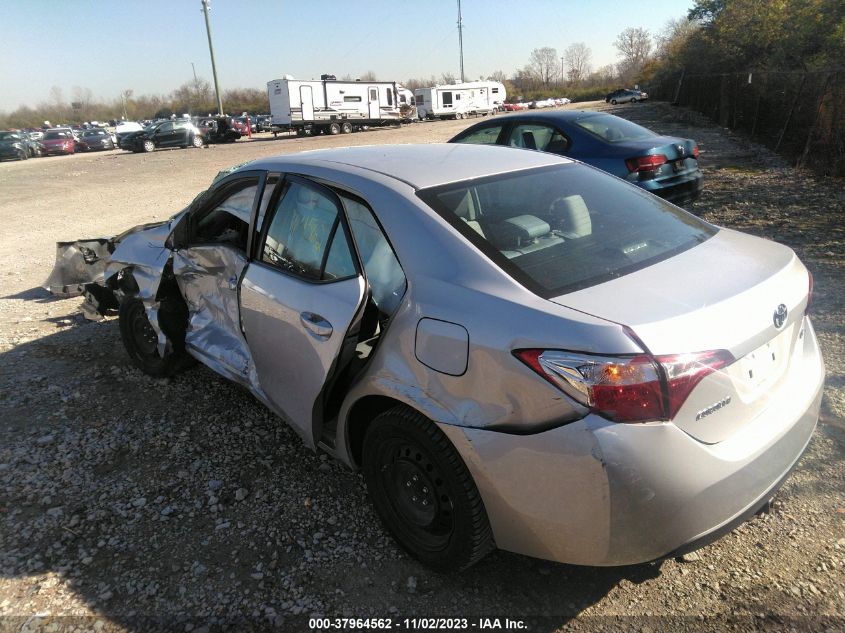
[630,97,638,103]
[362,406,494,571]
[142,139,155,153]
[329,122,341,135]
[610,99,617,105]
[119,298,188,378]
[191,135,204,148]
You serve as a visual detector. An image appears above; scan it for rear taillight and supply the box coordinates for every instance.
[625,154,667,173]
[514,348,734,423]
[692,145,700,158]
[806,271,814,315]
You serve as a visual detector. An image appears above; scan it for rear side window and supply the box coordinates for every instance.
[417,164,716,297]
[455,125,503,145]
[506,124,570,153]
[261,182,356,281]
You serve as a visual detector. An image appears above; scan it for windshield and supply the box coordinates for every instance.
[83,130,106,137]
[417,163,717,297]
[574,113,657,143]
[44,130,73,139]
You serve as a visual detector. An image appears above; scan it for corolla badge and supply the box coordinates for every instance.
[773,303,788,329]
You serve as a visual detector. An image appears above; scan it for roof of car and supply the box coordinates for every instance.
[245,143,571,190]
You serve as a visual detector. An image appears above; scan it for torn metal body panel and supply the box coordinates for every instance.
[172,246,262,394]
[44,238,113,298]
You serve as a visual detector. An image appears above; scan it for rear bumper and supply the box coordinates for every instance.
[439,321,824,566]
[641,170,704,205]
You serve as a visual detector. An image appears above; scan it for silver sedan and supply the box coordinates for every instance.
[46,144,824,570]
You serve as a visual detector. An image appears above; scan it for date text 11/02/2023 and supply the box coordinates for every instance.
[308,618,527,630]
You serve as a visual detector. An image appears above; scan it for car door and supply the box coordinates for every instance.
[240,176,366,447]
[171,172,264,387]
[153,122,174,146]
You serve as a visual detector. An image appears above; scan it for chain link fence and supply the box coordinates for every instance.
[652,69,845,177]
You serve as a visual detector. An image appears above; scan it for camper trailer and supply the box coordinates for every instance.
[267,75,411,135]
[415,81,506,120]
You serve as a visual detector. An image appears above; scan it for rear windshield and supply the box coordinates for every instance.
[417,163,716,298]
[574,113,657,143]
[44,130,73,139]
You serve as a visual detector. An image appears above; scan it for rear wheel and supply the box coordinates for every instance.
[362,406,494,571]
[142,139,155,153]
[630,97,638,103]
[340,121,353,134]
[119,298,188,378]
[329,122,341,135]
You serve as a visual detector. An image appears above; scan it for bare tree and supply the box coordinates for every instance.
[654,17,698,59]
[528,47,559,86]
[486,70,507,83]
[358,70,378,81]
[440,72,457,84]
[563,43,592,85]
[614,27,652,79]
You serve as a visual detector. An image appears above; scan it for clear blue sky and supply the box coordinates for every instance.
[0,0,695,112]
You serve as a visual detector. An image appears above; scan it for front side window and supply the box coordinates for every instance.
[417,164,716,297]
[191,178,258,250]
[262,182,356,281]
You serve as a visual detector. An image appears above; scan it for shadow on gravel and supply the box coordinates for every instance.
[0,317,661,630]
[1,286,60,303]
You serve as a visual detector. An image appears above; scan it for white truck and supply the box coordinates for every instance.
[415,81,506,120]
[267,75,414,135]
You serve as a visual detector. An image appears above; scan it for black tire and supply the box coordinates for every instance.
[362,406,494,571]
[119,298,188,378]
[329,122,341,135]
[19,149,28,161]
[340,121,353,134]
[142,139,155,153]
[630,97,638,104]
[610,99,617,105]
[191,135,204,148]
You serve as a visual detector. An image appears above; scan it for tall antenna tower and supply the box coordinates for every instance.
[457,0,465,82]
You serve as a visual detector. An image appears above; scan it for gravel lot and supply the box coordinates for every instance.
[1,102,843,632]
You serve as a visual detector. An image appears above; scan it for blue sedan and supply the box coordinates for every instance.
[449,110,703,205]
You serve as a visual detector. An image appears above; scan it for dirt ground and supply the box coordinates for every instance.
[0,102,843,633]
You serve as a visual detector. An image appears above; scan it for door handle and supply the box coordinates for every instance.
[300,312,333,340]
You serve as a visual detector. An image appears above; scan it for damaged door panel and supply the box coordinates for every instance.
[173,245,261,391]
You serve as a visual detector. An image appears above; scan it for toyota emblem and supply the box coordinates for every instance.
[773,304,788,329]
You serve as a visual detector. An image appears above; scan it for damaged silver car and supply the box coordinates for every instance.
[46,144,824,571]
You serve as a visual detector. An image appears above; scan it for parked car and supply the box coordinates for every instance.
[119,120,204,152]
[47,144,822,571]
[40,128,77,155]
[77,129,116,151]
[0,131,35,160]
[254,115,273,132]
[198,117,241,144]
[605,88,644,105]
[232,116,255,135]
[115,121,143,147]
[502,102,529,112]
[448,110,704,205]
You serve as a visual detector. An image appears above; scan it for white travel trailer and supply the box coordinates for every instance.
[415,81,506,120]
[267,76,411,135]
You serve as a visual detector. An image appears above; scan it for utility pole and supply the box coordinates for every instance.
[201,0,224,115]
[457,0,465,83]
[191,62,198,83]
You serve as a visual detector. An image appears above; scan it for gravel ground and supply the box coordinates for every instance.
[0,102,843,633]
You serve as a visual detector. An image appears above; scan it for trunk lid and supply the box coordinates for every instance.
[621,136,699,181]
[552,228,812,443]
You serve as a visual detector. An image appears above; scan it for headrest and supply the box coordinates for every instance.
[297,187,321,205]
[551,195,592,238]
[504,215,550,241]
